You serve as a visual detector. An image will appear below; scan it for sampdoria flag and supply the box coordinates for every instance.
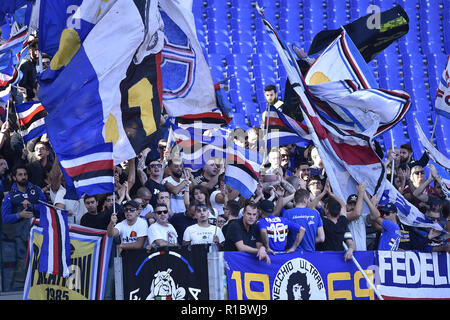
[159,0,217,117]
[38,204,72,277]
[435,55,450,119]
[225,142,261,199]
[171,122,227,171]
[261,105,311,148]
[16,101,47,142]
[258,7,445,233]
[38,0,163,197]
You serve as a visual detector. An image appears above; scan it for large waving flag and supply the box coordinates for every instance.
[257,7,445,233]
[38,204,72,278]
[225,142,261,199]
[39,0,163,198]
[435,55,450,119]
[16,101,47,143]
[159,0,216,117]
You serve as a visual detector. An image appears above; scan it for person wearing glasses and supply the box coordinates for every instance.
[403,165,438,213]
[146,203,178,249]
[107,200,148,256]
[141,157,166,209]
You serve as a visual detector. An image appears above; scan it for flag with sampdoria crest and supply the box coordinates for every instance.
[258,7,445,233]
[159,0,216,117]
[38,0,163,198]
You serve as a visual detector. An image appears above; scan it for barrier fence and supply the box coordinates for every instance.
[19,223,450,300]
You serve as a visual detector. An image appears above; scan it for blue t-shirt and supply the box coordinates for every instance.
[378,219,401,251]
[282,207,323,252]
[257,215,301,252]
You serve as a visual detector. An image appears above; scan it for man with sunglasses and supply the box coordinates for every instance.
[107,200,147,256]
[143,157,166,209]
[147,203,178,249]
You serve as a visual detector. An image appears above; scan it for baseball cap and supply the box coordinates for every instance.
[258,200,274,214]
[346,194,358,204]
[379,203,397,214]
[123,200,140,209]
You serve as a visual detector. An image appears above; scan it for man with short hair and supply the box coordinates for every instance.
[169,202,197,245]
[182,202,225,246]
[108,200,148,256]
[1,165,46,289]
[258,200,305,254]
[80,195,109,230]
[223,202,271,264]
[143,157,166,208]
[316,196,355,261]
[282,189,324,252]
[162,159,189,214]
[193,158,221,192]
[27,141,53,189]
[221,200,241,236]
[264,84,284,110]
[146,203,178,249]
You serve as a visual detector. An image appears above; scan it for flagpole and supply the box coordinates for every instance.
[430,114,439,144]
[263,102,270,165]
[342,242,384,300]
[38,199,61,211]
[390,130,395,184]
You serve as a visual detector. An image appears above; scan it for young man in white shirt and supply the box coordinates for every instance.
[107,200,147,256]
[182,202,225,247]
[146,203,178,249]
[162,159,189,214]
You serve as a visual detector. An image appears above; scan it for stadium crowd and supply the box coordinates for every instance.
[0,32,449,299]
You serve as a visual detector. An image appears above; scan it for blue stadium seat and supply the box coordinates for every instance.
[230,18,253,31]
[231,29,253,43]
[231,41,254,54]
[208,29,229,44]
[205,7,229,21]
[229,0,253,9]
[207,41,230,55]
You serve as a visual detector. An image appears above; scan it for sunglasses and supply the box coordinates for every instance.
[413,171,425,175]
[155,210,168,215]
[124,208,137,212]
[150,163,162,168]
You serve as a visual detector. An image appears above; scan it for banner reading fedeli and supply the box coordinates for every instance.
[23,221,113,300]
[224,251,450,300]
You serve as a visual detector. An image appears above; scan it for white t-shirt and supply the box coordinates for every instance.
[348,212,369,251]
[53,186,86,224]
[114,218,148,244]
[183,224,225,245]
[162,176,186,214]
[147,222,178,247]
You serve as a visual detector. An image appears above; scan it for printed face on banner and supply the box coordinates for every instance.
[272,258,326,300]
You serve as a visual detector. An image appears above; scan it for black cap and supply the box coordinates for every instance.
[380,203,397,214]
[258,200,274,214]
[123,200,140,209]
[346,194,358,204]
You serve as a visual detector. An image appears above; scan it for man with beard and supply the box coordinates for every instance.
[1,165,46,289]
[162,159,190,215]
[141,157,166,209]
[193,158,221,192]
[147,203,178,249]
[80,195,109,230]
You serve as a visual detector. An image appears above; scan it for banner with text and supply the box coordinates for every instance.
[224,251,450,300]
[23,221,113,300]
[122,245,210,300]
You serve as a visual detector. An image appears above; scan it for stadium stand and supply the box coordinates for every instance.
[193,0,450,160]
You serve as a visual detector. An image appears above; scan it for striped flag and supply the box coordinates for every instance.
[261,105,311,148]
[225,142,261,199]
[171,122,227,171]
[38,204,72,277]
[435,55,450,119]
[58,143,114,199]
[15,101,47,143]
[176,110,231,131]
[258,8,446,234]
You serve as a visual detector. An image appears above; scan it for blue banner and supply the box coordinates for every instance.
[225,251,377,300]
[225,251,450,300]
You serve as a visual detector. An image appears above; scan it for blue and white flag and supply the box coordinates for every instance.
[38,204,72,278]
[159,0,216,117]
[38,0,163,198]
[225,142,261,199]
[435,55,450,119]
[16,101,47,143]
[171,122,227,171]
